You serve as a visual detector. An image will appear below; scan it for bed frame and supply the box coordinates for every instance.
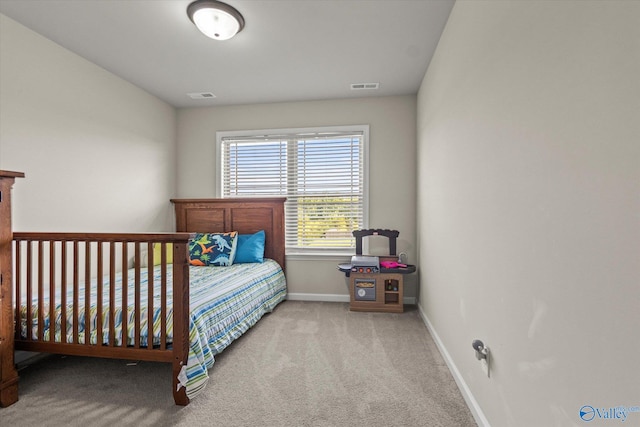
[10,197,286,406]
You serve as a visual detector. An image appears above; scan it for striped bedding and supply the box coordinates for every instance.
[18,259,287,398]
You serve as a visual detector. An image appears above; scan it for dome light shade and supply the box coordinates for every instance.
[187,0,245,41]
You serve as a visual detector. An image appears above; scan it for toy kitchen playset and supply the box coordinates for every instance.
[338,229,416,313]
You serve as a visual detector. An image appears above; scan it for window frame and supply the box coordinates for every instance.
[216,125,369,258]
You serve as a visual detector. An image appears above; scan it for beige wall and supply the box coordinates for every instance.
[176,96,418,299]
[0,14,177,233]
[417,1,640,426]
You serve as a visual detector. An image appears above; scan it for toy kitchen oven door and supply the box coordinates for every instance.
[354,278,376,301]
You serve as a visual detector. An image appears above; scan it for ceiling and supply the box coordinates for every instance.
[0,0,454,108]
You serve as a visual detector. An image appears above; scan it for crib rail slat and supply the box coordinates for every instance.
[14,244,21,342]
[147,242,154,351]
[121,244,128,347]
[160,243,167,350]
[134,243,141,349]
[84,242,91,346]
[48,241,55,343]
[72,241,79,344]
[37,241,44,342]
[25,243,32,341]
[109,242,116,347]
[60,241,68,344]
[96,242,103,347]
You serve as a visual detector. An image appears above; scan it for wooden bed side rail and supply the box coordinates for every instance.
[12,232,191,406]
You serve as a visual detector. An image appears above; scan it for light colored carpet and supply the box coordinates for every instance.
[2,301,476,427]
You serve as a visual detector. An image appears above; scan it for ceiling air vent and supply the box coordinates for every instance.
[187,92,217,99]
[350,83,379,90]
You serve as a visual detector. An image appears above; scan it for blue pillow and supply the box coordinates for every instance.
[188,232,238,266]
[234,230,265,263]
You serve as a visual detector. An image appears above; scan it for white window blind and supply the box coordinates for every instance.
[219,127,368,254]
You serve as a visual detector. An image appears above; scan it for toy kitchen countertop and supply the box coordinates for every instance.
[337,261,416,277]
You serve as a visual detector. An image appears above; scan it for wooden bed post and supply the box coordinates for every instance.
[0,170,24,407]
[171,241,190,406]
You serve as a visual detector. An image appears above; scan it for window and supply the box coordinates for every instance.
[217,125,368,256]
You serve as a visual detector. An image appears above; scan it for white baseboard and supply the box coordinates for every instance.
[287,293,416,305]
[287,293,350,302]
[417,303,491,427]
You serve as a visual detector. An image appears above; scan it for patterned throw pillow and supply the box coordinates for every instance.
[188,232,238,266]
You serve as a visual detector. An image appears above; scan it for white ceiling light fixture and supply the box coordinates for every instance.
[187,0,245,41]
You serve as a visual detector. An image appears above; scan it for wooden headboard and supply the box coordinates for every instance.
[170,198,286,271]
